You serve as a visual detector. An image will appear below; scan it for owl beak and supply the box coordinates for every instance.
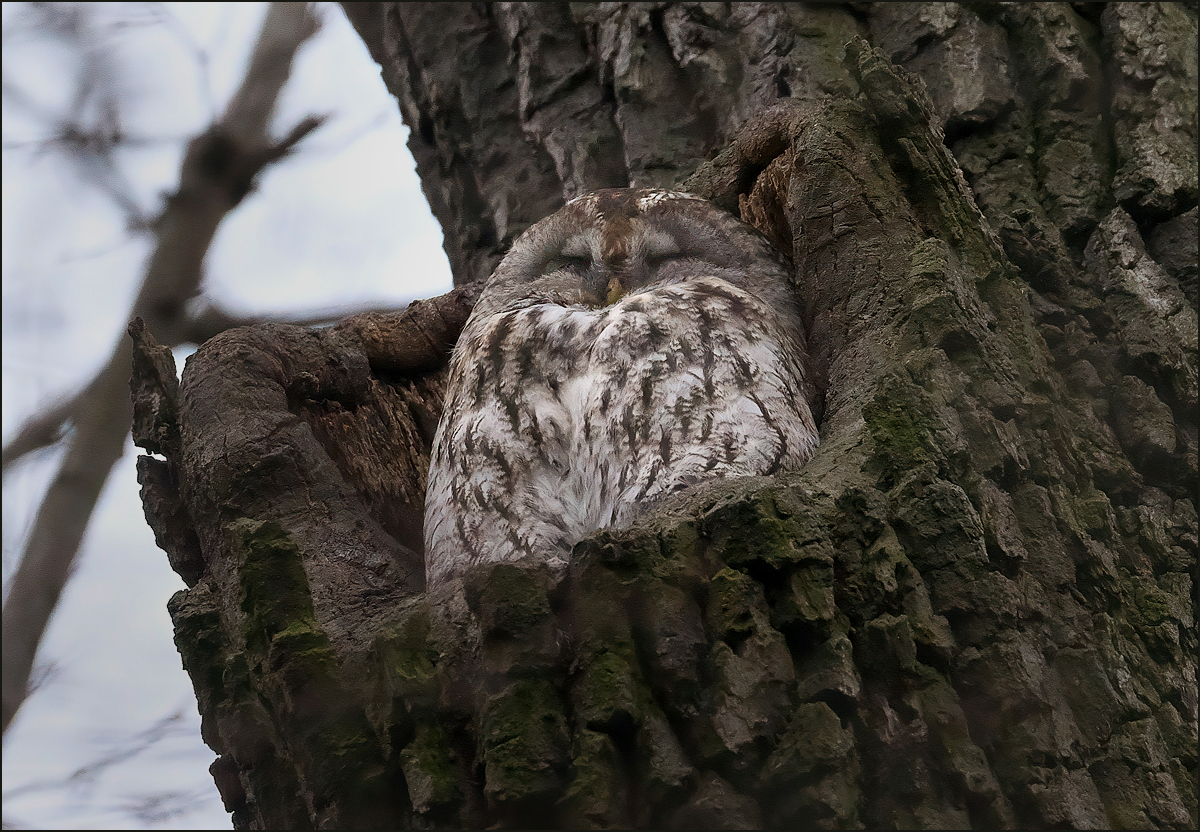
[584,272,627,307]
[605,276,628,305]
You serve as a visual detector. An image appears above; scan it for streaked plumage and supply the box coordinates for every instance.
[424,189,818,587]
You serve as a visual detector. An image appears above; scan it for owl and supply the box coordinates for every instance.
[423,189,818,588]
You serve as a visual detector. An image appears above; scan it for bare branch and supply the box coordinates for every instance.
[222,2,321,144]
[2,340,134,734]
[1,392,80,473]
[2,1,327,736]
[264,112,328,161]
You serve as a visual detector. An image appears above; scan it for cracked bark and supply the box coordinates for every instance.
[134,4,1195,829]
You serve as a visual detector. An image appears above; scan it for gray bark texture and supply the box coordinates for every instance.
[132,3,1196,829]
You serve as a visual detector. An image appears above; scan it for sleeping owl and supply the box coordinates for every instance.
[424,189,818,587]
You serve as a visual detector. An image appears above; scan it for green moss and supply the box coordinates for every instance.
[232,519,319,658]
[863,373,940,479]
[226,519,394,824]
[220,651,254,705]
[168,589,230,710]
[1126,576,1183,661]
[702,489,802,571]
[168,589,238,751]
[574,649,640,731]
[1129,578,1171,627]
[706,567,759,642]
[400,722,459,813]
[376,607,437,708]
[259,620,335,688]
[481,678,568,804]
[229,520,349,698]
[1068,490,1117,540]
[306,726,383,778]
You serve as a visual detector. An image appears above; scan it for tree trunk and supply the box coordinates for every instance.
[133,3,1196,829]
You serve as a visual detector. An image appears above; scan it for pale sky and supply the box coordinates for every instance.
[2,3,453,827]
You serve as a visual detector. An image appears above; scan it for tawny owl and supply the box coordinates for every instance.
[424,189,818,587]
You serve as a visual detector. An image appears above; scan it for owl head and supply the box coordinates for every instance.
[472,189,796,322]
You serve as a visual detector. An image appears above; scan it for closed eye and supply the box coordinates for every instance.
[646,251,687,268]
[548,255,592,273]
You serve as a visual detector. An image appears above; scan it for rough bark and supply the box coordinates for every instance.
[135,3,1195,829]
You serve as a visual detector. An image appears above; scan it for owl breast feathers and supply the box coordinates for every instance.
[424,189,818,587]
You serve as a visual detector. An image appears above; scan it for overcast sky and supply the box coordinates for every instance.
[2,3,452,827]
